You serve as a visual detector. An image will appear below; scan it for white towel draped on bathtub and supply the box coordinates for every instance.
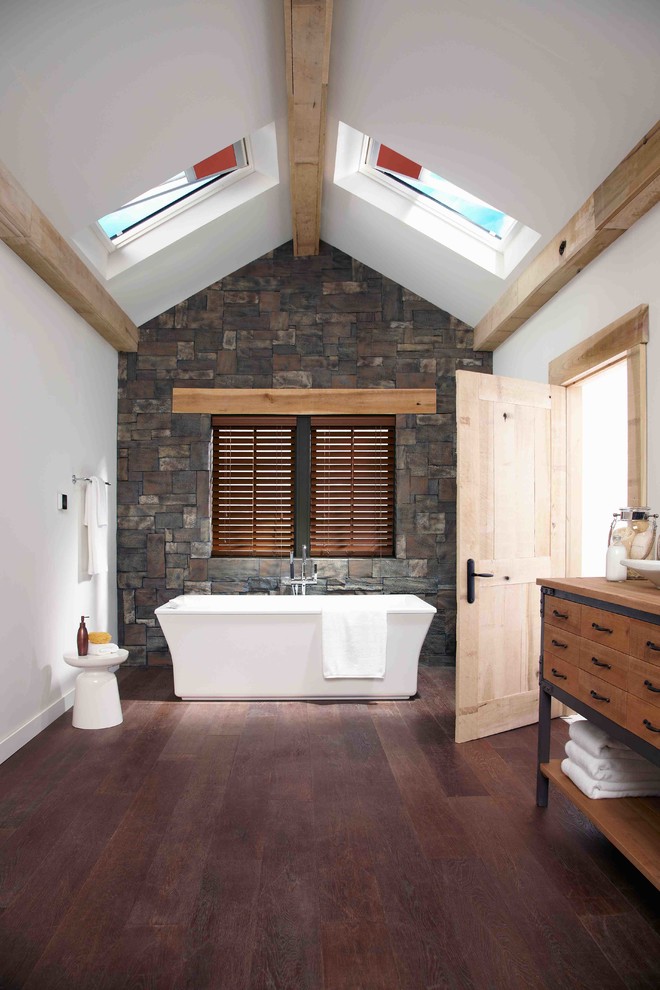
[85,475,108,575]
[322,602,387,678]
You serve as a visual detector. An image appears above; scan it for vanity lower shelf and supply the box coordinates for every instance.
[541,760,660,889]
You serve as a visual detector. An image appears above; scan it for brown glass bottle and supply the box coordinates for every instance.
[77,616,89,656]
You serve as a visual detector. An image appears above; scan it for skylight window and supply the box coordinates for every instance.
[364,139,517,243]
[97,140,249,242]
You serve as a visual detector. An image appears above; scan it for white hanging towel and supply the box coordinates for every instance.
[84,476,108,575]
[322,602,387,678]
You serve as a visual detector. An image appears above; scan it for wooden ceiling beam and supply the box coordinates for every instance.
[474,121,660,352]
[284,0,333,257]
[0,159,139,352]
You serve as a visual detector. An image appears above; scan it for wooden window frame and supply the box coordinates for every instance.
[549,304,648,576]
[211,414,396,559]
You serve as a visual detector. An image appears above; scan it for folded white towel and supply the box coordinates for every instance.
[322,603,387,678]
[568,718,636,759]
[84,476,108,576]
[565,739,660,783]
[87,642,119,655]
[561,758,660,798]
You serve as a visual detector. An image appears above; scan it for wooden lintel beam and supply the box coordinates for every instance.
[0,159,139,352]
[284,0,333,257]
[173,387,436,416]
[474,122,660,351]
[548,304,648,386]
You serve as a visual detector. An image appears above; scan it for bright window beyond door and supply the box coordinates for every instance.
[579,361,628,575]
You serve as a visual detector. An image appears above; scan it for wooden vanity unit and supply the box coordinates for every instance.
[537,577,660,888]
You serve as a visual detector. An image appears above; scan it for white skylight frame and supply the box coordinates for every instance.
[333,122,540,280]
[361,136,520,252]
[73,123,280,286]
[95,138,254,251]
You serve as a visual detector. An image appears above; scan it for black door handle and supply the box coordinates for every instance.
[467,558,494,604]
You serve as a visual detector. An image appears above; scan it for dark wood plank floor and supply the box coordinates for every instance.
[0,666,658,990]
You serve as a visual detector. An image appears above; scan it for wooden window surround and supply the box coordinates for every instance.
[549,304,648,575]
[211,415,396,558]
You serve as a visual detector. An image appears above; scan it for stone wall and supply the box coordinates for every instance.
[117,242,492,665]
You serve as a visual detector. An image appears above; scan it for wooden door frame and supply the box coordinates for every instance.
[549,305,648,576]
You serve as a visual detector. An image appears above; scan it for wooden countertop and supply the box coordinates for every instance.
[537,576,660,616]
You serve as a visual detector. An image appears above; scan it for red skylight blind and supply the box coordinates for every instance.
[375,145,422,180]
[310,417,395,557]
[193,144,238,180]
[212,417,296,557]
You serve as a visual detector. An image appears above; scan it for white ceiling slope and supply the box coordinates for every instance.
[1,0,659,328]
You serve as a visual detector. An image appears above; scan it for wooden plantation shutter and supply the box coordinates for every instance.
[310,416,395,557]
[212,416,296,556]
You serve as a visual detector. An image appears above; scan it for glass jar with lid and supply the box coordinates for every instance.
[608,507,657,579]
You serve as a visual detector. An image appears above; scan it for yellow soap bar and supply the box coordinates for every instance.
[88,631,112,644]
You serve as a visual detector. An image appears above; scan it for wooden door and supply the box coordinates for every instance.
[455,371,566,742]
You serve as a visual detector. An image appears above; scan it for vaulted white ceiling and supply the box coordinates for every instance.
[1,0,659,328]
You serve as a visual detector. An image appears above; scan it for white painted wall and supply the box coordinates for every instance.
[493,202,660,520]
[0,241,118,763]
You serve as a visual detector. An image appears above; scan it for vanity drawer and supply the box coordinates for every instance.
[544,599,581,635]
[627,656,660,704]
[626,696,660,750]
[543,658,579,693]
[629,618,660,666]
[578,640,629,690]
[580,606,630,653]
[543,626,580,665]
[575,670,627,727]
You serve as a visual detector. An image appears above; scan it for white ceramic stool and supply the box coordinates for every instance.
[63,649,129,729]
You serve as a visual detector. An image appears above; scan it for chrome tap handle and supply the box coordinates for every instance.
[302,544,307,579]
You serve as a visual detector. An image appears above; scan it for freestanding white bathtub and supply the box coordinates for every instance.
[155,594,436,700]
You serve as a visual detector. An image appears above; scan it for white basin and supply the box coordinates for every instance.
[621,559,660,588]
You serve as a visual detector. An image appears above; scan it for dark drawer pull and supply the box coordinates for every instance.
[551,668,567,680]
[643,679,660,694]
[646,640,660,652]
[552,609,569,619]
[591,622,613,634]
[551,639,568,649]
[590,689,610,703]
[643,719,660,733]
[591,657,612,670]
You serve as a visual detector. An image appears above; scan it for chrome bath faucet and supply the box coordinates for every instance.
[282,545,318,595]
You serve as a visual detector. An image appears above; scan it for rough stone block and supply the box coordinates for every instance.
[128,447,160,473]
[188,558,209,581]
[166,567,186,589]
[143,472,172,495]
[155,512,184,531]
[147,533,166,578]
[124,624,146,645]
[191,541,211,558]
[118,549,147,572]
